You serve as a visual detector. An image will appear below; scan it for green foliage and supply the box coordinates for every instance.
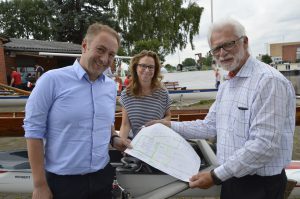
[261,54,272,64]
[182,58,196,66]
[132,39,165,61]
[193,99,215,106]
[0,0,119,44]
[46,0,118,44]
[201,53,213,68]
[117,47,127,56]
[164,64,176,72]
[0,0,204,60]
[113,0,203,56]
[0,0,52,40]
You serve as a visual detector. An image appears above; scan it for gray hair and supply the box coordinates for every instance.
[207,18,246,47]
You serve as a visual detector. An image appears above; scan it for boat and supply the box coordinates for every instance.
[0,141,299,198]
[0,108,299,197]
[2,107,300,137]
[0,83,30,108]
[0,109,209,137]
[163,81,217,102]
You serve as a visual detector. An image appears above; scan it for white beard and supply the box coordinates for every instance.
[217,49,245,72]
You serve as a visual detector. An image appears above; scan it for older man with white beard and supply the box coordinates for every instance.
[147,18,296,199]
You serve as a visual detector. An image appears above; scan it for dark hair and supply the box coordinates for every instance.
[127,50,163,96]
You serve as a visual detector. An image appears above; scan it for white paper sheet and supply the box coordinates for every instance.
[125,123,200,182]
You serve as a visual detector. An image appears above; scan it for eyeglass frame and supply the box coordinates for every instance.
[209,36,245,56]
[136,63,155,71]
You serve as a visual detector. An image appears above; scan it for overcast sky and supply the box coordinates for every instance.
[164,0,300,66]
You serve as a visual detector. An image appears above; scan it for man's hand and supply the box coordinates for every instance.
[113,137,132,152]
[145,119,171,127]
[32,184,53,199]
[189,171,214,189]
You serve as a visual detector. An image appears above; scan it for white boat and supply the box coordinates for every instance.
[0,83,30,108]
[0,140,299,198]
[0,95,28,107]
[168,88,217,102]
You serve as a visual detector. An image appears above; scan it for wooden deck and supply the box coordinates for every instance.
[1,107,299,137]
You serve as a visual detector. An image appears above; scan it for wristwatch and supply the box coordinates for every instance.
[210,169,223,185]
[110,134,120,147]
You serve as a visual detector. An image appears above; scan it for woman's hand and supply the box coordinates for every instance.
[113,137,132,152]
[145,119,171,128]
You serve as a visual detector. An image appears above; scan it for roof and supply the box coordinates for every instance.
[3,38,81,53]
[270,41,300,46]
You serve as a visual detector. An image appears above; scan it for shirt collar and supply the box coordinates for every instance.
[233,55,254,78]
[73,59,106,82]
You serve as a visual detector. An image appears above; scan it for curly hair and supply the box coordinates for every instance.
[127,50,163,97]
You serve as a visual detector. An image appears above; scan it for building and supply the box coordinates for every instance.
[0,36,81,85]
[269,41,300,63]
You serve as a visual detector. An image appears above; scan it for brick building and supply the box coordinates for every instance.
[269,41,300,63]
[0,36,81,85]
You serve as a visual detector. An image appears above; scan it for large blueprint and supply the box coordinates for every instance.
[125,123,200,182]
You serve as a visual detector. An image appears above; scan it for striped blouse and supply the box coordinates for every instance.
[119,88,172,137]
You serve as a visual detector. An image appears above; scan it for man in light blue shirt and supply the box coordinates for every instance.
[148,18,295,199]
[24,23,131,199]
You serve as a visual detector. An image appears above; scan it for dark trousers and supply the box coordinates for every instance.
[221,170,287,199]
[46,163,114,199]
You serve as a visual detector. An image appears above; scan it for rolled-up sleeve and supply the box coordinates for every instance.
[23,72,55,139]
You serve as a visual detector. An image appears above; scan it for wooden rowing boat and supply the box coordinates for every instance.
[1,107,299,137]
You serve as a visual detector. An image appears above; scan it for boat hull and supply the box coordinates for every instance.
[0,96,28,107]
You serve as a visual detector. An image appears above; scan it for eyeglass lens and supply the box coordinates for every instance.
[210,36,243,55]
[138,64,155,70]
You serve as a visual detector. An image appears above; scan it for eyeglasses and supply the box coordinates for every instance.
[209,36,244,56]
[137,64,155,71]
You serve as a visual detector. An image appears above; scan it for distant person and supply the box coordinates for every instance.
[215,68,221,89]
[9,67,23,89]
[35,64,44,80]
[124,73,131,87]
[119,50,172,139]
[25,73,34,91]
[114,74,123,94]
[24,23,131,199]
[147,18,295,199]
[177,64,183,71]
[20,67,27,83]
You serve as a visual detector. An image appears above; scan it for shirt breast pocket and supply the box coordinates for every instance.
[230,104,250,140]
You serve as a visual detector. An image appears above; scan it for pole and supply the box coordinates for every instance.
[211,0,213,23]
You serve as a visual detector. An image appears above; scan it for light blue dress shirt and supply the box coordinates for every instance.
[171,56,296,181]
[24,59,117,175]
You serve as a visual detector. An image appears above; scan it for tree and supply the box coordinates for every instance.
[131,39,164,61]
[0,0,52,40]
[112,0,203,58]
[164,64,176,72]
[0,0,120,44]
[182,58,196,67]
[46,0,119,44]
[202,53,213,67]
[261,54,272,64]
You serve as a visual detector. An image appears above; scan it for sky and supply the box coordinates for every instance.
[164,0,300,66]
